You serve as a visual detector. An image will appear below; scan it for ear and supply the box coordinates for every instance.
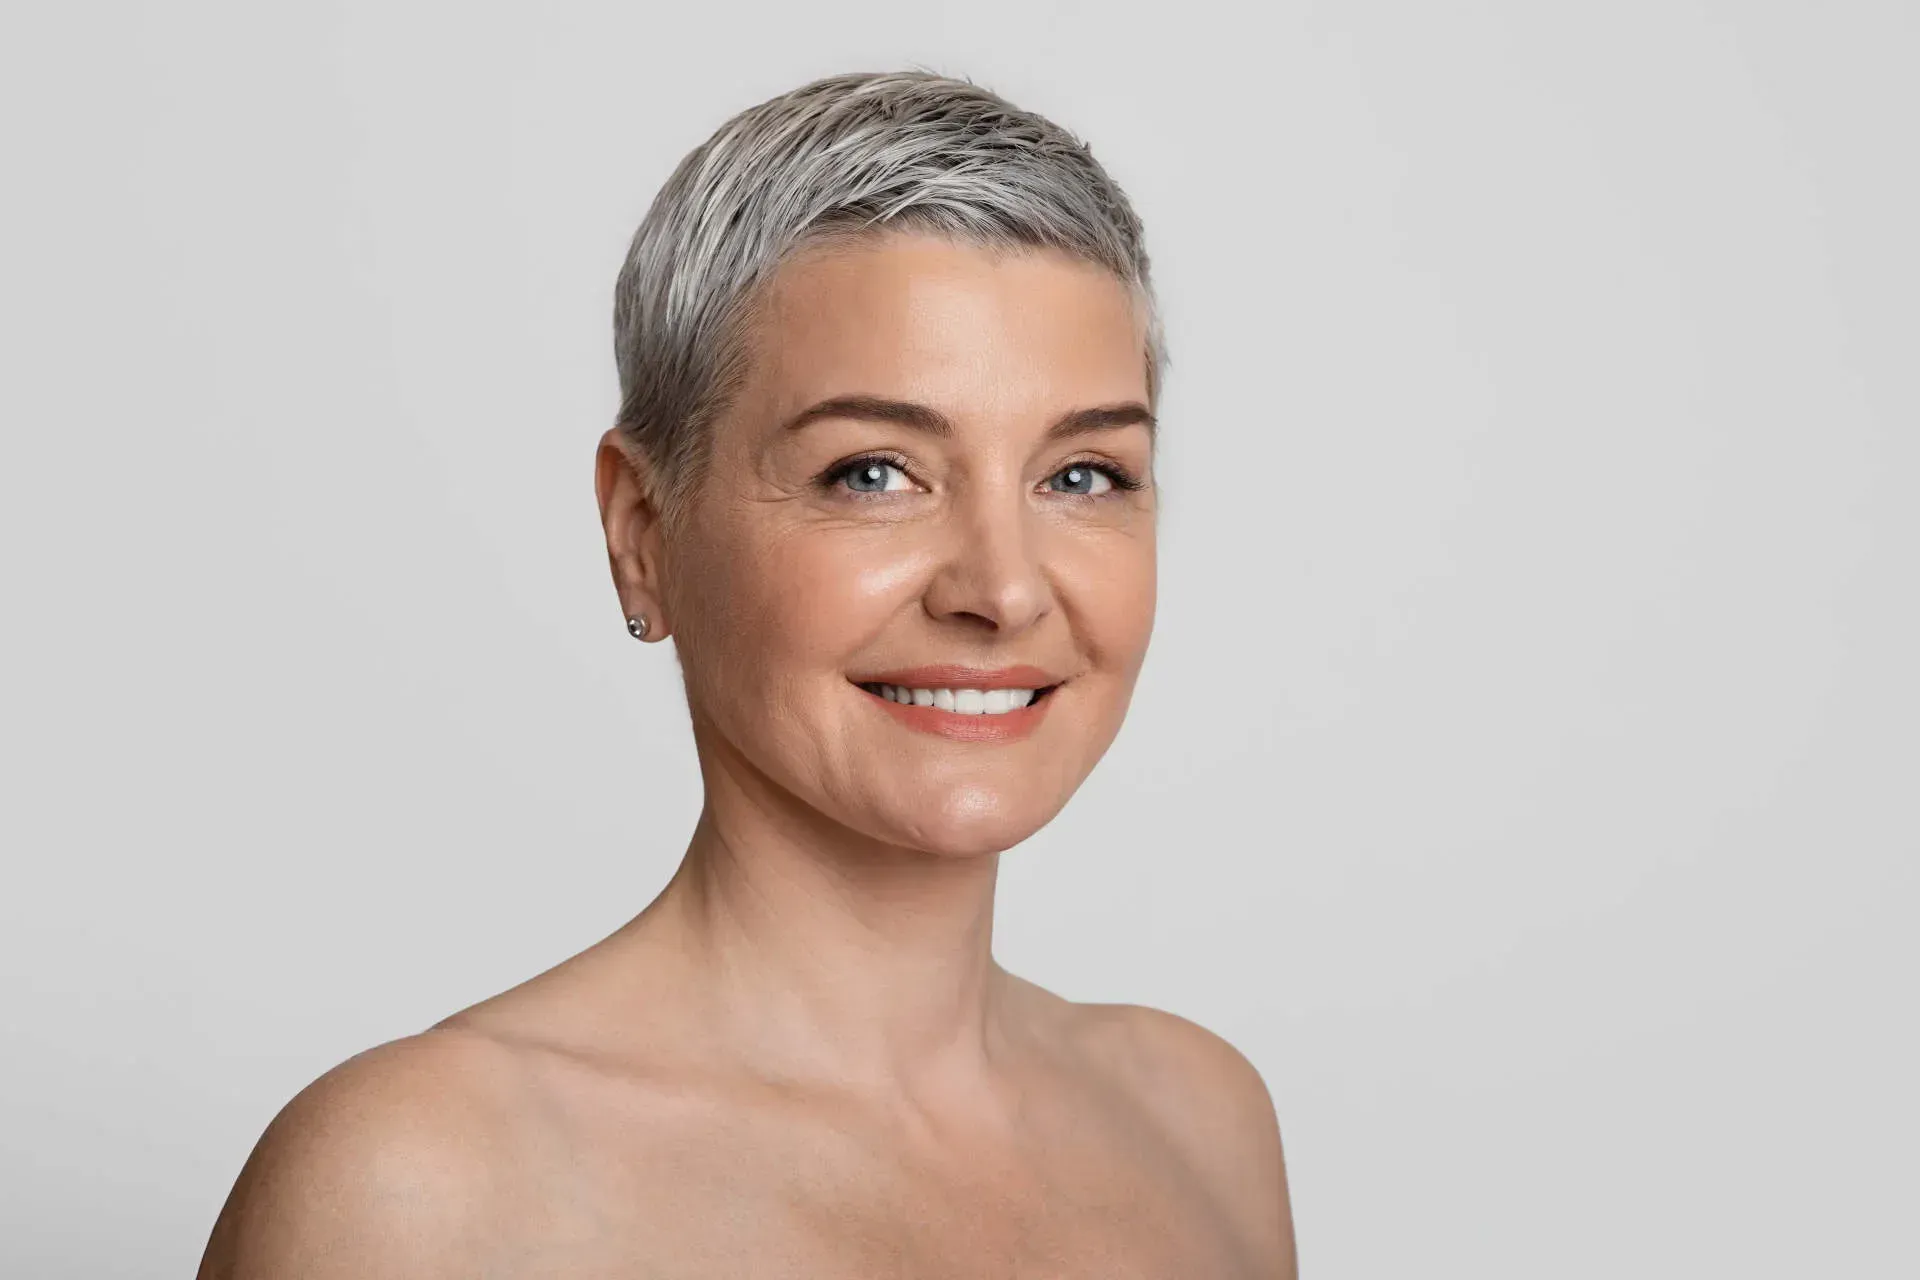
[594,427,672,641]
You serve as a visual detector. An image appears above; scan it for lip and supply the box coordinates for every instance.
[850,664,1065,690]
[848,665,1066,744]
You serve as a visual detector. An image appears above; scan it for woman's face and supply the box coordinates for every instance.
[620,230,1156,858]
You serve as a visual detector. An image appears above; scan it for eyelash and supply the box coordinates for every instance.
[817,452,1145,498]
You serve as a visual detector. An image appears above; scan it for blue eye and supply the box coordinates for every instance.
[834,458,912,494]
[1049,464,1114,496]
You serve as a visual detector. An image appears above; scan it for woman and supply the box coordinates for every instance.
[200,69,1296,1278]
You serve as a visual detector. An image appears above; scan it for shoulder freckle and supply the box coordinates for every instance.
[199,1028,528,1279]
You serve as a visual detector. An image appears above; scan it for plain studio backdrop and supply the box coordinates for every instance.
[2,2,1914,1276]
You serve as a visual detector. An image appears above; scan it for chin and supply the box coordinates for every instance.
[870,783,1065,859]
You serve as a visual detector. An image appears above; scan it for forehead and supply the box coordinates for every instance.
[737,231,1150,427]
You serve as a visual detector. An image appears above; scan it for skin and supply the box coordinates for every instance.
[198,230,1297,1278]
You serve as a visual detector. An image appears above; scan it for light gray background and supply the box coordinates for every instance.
[3,2,1914,1276]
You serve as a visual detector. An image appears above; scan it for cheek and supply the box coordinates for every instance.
[1062,530,1157,672]
[682,517,935,681]
[767,537,930,664]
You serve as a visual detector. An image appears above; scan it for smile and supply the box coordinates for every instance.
[856,683,1053,715]
[846,666,1065,742]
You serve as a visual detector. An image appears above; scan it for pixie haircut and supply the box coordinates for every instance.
[612,69,1165,531]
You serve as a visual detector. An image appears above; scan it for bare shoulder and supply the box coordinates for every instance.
[196,1025,536,1280]
[1067,1000,1297,1275]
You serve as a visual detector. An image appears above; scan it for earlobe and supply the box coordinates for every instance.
[595,428,671,641]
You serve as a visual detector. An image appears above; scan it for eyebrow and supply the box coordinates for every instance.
[778,394,1156,443]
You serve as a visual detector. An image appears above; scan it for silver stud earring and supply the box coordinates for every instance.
[626,614,650,641]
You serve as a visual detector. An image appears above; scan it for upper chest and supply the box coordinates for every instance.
[487,1072,1263,1279]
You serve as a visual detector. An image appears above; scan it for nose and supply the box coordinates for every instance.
[922,480,1050,635]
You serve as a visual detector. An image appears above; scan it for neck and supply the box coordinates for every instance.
[634,765,1012,1092]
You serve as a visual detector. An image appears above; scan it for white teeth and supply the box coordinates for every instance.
[866,684,1044,716]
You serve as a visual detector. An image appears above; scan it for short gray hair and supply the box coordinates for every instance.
[611,69,1166,530]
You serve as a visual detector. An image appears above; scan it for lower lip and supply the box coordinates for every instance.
[856,685,1056,743]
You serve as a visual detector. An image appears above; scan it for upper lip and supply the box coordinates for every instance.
[852,664,1066,690]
